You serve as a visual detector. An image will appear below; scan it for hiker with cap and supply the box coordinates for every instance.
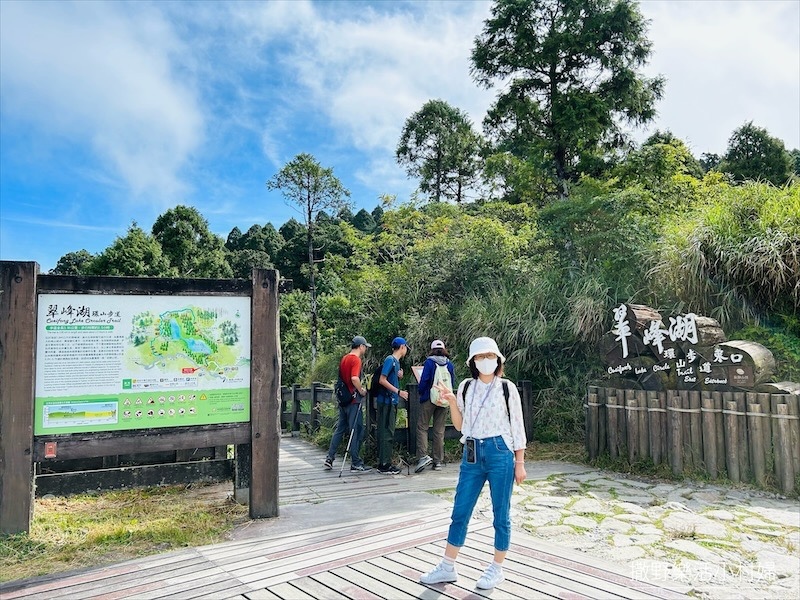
[324,335,372,472]
[419,336,527,590]
[414,339,456,473]
[375,337,409,474]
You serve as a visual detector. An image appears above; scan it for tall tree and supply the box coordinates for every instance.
[91,223,172,276]
[152,205,232,278]
[472,0,664,198]
[718,121,794,186]
[267,154,350,372]
[51,249,95,275]
[396,99,483,203]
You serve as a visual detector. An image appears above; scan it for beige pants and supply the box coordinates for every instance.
[416,400,448,463]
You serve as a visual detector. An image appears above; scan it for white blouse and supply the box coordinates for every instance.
[456,377,527,451]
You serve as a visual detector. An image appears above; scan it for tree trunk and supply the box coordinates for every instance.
[307,217,317,375]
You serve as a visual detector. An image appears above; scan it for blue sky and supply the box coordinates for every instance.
[1,0,798,272]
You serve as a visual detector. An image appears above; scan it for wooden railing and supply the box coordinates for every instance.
[281,381,535,458]
[585,386,800,493]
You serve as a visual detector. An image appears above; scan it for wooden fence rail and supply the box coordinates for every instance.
[586,386,800,494]
[282,380,535,458]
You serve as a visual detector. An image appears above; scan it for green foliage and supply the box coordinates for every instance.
[279,291,311,386]
[50,249,96,275]
[152,205,232,278]
[90,223,172,277]
[472,0,664,192]
[396,99,483,203]
[730,319,800,382]
[649,181,799,326]
[719,121,794,187]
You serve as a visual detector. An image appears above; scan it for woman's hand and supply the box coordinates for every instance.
[514,462,527,485]
[433,382,456,405]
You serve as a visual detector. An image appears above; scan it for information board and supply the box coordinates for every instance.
[35,294,251,434]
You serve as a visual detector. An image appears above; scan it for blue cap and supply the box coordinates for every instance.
[392,337,408,348]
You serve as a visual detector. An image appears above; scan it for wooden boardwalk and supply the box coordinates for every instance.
[1,437,690,600]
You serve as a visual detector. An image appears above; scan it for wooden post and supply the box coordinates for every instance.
[0,261,39,534]
[785,395,800,474]
[659,391,668,462]
[668,393,682,475]
[702,396,717,479]
[678,391,692,469]
[626,394,638,464]
[650,395,662,466]
[289,384,299,434]
[770,394,782,484]
[748,403,766,487]
[249,268,281,519]
[588,392,600,460]
[607,392,619,459]
[624,389,637,459]
[520,380,534,442]
[636,390,648,460]
[610,387,627,458]
[757,392,773,472]
[712,392,725,475]
[407,383,420,457]
[689,391,702,470]
[597,387,607,456]
[311,386,322,434]
[585,387,592,457]
[776,403,795,495]
[746,392,759,471]
[725,400,741,484]
[734,392,750,480]
[234,442,251,504]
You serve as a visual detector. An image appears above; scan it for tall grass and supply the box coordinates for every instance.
[649,182,799,328]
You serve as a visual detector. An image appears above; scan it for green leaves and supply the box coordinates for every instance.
[472,0,664,192]
[396,99,483,203]
[718,121,795,187]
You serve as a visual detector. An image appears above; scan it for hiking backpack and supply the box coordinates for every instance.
[429,363,453,407]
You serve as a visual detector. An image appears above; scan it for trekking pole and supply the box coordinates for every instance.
[339,394,362,478]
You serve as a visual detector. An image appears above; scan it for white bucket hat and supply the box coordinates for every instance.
[467,336,506,364]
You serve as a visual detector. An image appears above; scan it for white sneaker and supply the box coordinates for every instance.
[476,563,504,589]
[419,561,458,585]
[415,455,433,473]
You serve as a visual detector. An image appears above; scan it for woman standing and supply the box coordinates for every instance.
[414,339,456,472]
[419,336,527,590]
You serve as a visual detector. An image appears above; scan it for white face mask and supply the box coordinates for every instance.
[475,358,497,376]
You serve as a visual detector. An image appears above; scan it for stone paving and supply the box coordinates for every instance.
[458,466,800,600]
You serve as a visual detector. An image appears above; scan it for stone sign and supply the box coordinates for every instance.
[598,303,776,392]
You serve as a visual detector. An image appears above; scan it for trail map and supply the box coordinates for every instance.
[35,294,251,435]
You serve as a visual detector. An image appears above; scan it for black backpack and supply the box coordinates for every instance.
[368,357,395,400]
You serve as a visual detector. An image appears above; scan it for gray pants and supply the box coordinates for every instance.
[415,400,447,463]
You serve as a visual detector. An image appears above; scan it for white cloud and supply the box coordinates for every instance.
[640,0,800,153]
[237,0,494,185]
[0,0,204,200]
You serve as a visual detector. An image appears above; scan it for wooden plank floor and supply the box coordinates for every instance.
[1,436,690,600]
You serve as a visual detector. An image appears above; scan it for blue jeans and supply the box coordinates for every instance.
[326,400,365,467]
[447,435,515,551]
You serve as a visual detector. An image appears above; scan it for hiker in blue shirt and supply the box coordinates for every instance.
[415,340,456,473]
[375,337,409,474]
